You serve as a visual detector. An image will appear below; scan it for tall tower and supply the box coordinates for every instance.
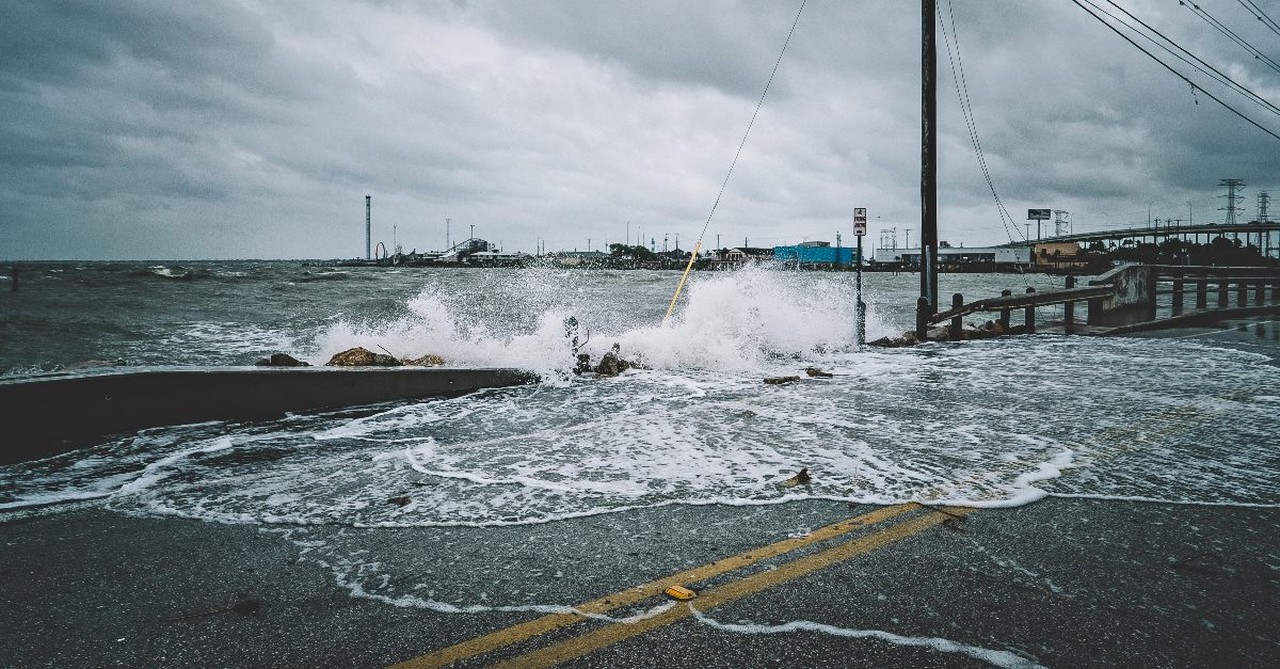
[1053,210,1071,236]
[1258,191,1271,223]
[365,195,372,260]
[1218,179,1244,226]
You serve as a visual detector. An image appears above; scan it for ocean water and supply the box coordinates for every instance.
[1,261,1278,525]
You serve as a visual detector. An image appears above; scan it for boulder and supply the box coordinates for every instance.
[255,353,310,367]
[779,468,811,488]
[805,367,833,378]
[868,331,919,348]
[593,343,634,377]
[402,354,445,367]
[763,376,801,385]
[595,351,620,377]
[326,347,402,367]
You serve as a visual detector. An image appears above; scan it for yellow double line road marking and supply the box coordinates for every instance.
[390,503,967,669]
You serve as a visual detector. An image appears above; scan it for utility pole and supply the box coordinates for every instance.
[919,0,939,314]
[470,223,475,241]
[588,238,592,252]
[365,195,372,260]
[446,218,451,251]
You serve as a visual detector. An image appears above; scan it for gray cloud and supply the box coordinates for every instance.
[1,0,1277,259]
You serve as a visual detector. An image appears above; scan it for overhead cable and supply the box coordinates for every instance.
[939,0,1020,242]
[664,0,807,321]
[1235,0,1280,39]
[1072,0,1280,142]
[1181,0,1280,74]
[1103,1,1280,115]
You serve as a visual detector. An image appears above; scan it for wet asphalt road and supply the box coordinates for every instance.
[2,496,1276,668]
[5,321,1279,668]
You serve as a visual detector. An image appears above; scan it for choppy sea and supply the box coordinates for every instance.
[1,261,1277,525]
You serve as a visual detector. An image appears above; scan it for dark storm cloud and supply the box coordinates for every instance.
[0,0,1277,259]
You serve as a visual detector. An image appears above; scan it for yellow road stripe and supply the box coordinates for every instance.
[388,503,919,669]
[490,506,973,669]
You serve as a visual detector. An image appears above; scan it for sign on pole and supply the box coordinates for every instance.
[853,208,867,236]
[852,207,866,345]
[1027,208,1050,221]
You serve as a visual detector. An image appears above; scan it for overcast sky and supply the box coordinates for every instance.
[2,0,1278,260]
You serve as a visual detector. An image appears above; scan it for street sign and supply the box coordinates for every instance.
[1028,208,1050,220]
[853,208,867,236]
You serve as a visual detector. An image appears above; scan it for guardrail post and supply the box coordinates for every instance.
[1255,280,1265,306]
[1196,278,1208,310]
[1218,279,1230,308]
[1237,280,1248,307]
[915,296,930,341]
[999,289,1012,332]
[1024,287,1037,334]
[1171,277,1184,316]
[1064,275,1076,325]
[950,293,964,340]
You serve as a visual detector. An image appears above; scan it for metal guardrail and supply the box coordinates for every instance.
[916,265,1280,341]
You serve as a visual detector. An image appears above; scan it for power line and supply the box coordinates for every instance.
[1181,0,1280,74]
[939,0,1020,242]
[1235,0,1280,39]
[694,0,806,246]
[1100,0,1280,116]
[1071,0,1280,142]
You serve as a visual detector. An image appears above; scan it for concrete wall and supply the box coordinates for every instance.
[1087,265,1157,326]
[0,366,536,464]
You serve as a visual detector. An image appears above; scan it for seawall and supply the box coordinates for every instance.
[0,366,537,464]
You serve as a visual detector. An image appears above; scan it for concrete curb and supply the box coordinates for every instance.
[0,366,538,464]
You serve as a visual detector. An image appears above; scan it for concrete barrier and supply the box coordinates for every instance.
[1087,264,1157,327]
[0,366,537,464]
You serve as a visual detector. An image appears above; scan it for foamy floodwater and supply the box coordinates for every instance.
[2,265,1277,525]
[4,263,1278,666]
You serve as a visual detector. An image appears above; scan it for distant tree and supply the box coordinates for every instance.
[609,243,657,261]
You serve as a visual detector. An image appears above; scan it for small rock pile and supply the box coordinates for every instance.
[869,320,1009,347]
[254,348,447,367]
[325,347,447,367]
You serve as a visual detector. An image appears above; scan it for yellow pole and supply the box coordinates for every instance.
[663,241,702,322]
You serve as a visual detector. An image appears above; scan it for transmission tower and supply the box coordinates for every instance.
[1053,210,1071,236]
[1258,191,1272,223]
[1218,178,1245,225]
[878,227,898,251]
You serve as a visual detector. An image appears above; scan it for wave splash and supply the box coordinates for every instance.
[307,266,891,377]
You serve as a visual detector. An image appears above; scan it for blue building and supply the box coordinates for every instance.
[772,241,859,268]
